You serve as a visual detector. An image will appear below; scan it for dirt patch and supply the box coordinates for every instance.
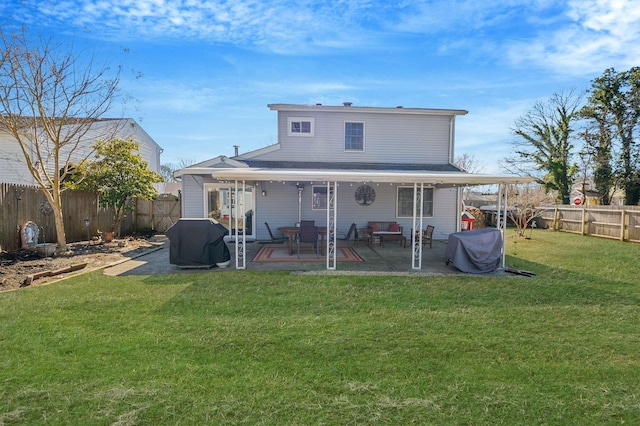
[0,236,165,292]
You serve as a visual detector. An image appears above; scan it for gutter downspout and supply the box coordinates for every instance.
[448,115,455,164]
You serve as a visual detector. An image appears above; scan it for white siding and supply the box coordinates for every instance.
[0,132,36,184]
[256,110,452,164]
[0,119,161,185]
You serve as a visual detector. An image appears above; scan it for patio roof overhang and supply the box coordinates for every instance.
[182,166,533,272]
[198,167,535,187]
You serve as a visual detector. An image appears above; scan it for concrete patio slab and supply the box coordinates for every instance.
[104,235,510,277]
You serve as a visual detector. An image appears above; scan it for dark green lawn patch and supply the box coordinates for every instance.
[1,230,639,424]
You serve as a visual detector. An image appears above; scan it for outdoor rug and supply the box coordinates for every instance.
[252,246,363,262]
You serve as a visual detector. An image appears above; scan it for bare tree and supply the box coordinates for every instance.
[506,183,554,238]
[454,153,483,173]
[161,158,198,182]
[0,27,120,252]
[455,153,487,202]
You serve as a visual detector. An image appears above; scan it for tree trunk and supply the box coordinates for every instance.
[112,205,125,237]
[45,187,67,253]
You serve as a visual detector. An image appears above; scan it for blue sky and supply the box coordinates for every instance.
[3,0,640,173]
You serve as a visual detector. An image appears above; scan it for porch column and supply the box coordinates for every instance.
[411,183,424,270]
[234,179,246,269]
[497,184,507,269]
[326,181,337,270]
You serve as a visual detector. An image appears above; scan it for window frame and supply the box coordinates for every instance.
[312,185,327,210]
[344,121,365,151]
[396,186,434,218]
[287,117,315,137]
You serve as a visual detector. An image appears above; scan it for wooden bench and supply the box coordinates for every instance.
[368,221,406,248]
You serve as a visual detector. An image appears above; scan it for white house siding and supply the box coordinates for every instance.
[255,110,453,164]
[0,132,34,184]
[0,119,161,186]
[124,120,162,173]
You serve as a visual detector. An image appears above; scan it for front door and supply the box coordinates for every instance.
[204,183,254,239]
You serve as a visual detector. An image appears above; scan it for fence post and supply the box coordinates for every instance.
[621,210,627,241]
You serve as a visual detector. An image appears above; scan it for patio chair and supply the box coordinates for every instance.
[297,224,320,257]
[264,222,287,247]
[354,227,371,247]
[338,223,357,242]
[425,225,434,248]
[413,225,434,248]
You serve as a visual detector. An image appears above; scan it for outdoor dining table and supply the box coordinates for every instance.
[278,226,328,255]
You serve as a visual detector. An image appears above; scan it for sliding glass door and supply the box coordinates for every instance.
[204,183,254,238]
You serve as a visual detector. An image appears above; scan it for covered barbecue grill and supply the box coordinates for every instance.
[166,218,231,268]
[446,228,502,273]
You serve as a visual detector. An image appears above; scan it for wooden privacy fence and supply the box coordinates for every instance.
[120,193,181,235]
[537,205,640,243]
[1,183,180,252]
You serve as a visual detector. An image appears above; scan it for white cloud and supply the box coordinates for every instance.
[506,0,640,75]
[9,0,382,53]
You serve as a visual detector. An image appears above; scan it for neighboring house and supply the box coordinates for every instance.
[175,102,530,270]
[0,118,162,185]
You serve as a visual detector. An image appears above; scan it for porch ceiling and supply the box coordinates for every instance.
[205,168,534,187]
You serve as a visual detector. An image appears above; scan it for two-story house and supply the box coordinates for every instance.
[0,118,162,185]
[175,103,530,270]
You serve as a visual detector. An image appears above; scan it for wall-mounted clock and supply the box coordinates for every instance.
[355,184,376,206]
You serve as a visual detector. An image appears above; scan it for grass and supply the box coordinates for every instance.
[1,229,639,425]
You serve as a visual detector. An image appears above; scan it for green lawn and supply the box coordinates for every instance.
[1,230,639,425]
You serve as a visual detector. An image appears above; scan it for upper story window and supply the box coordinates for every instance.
[287,117,315,137]
[345,122,364,151]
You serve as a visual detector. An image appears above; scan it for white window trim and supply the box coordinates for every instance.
[287,117,315,137]
[312,185,327,210]
[344,121,365,152]
[396,186,434,218]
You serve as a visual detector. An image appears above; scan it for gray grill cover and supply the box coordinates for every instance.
[446,228,502,273]
[166,219,231,267]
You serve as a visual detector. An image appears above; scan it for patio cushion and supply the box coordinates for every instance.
[368,221,402,233]
[388,223,400,232]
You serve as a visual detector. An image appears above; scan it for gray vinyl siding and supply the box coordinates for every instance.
[254,183,301,240]
[255,182,459,240]
[180,106,462,240]
[181,174,208,217]
[255,111,452,164]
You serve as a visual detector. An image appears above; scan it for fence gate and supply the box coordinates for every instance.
[123,194,181,234]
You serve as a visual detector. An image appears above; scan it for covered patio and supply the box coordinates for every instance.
[198,167,533,272]
[241,237,470,275]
